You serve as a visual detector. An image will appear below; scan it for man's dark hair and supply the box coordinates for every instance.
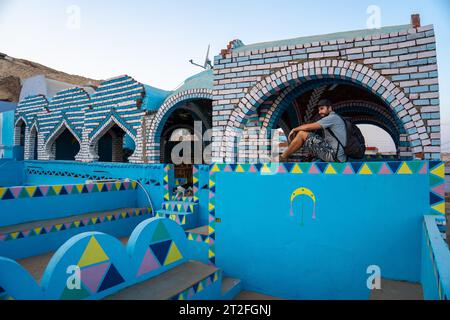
[317,99,333,108]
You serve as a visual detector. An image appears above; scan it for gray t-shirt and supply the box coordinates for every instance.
[317,111,347,162]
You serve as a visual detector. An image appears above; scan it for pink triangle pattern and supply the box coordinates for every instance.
[81,261,111,293]
[10,187,22,198]
[308,164,319,174]
[378,163,391,174]
[65,185,74,193]
[39,186,50,196]
[137,248,160,276]
[249,165,257,173]
[432,184,445,197]
[343,164,353,174]
[419,163,428,174]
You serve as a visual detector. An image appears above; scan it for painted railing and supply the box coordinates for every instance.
[0,217,218,300]
[421,215,450,300]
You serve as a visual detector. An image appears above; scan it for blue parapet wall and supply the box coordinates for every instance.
[421,215,450,300]
[0,180,139,227]
[0,218,217,300]
[208,161,446,299]
[23,161,170,209]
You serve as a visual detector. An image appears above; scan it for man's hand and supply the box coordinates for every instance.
[288,128,298,143]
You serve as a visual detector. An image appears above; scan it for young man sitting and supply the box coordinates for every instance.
[276,99,347,163]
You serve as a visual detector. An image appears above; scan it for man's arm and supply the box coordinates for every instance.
[288,122,322,142]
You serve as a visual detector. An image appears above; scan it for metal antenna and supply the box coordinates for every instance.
[189,44,213,69]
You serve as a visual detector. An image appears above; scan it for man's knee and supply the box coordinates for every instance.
[296,130,309,140]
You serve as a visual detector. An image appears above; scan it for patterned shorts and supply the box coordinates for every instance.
[302,133,338,162]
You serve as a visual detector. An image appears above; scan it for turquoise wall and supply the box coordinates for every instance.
[211,161,443,299]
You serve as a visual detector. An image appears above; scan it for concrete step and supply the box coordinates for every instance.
[17,237,129,284]
[105,260,219,300]
[369,278,423,300]
[221,277,242,300]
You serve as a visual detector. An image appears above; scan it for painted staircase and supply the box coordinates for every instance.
[156,195,199,230]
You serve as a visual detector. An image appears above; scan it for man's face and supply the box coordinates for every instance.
[318,106,332,118]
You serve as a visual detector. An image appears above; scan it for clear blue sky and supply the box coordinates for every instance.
[0,0,449,151]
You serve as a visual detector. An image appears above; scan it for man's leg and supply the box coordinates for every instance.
[281,131,309,159]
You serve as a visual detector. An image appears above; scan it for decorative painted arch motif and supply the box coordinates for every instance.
[88,111,136,140]
[223,59,429,161]
[88,115,138,161]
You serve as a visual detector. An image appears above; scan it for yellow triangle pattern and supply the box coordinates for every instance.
[25,186,37,197]
[197,282,204,293]
[77,236,109,268]
[261,164,271,173]
[0,188,6,198]
[358,163,372,175]
[236,164,245,173]
[431,202,444,214]
[398,162,412,174]
[325,164,337,174]
[53,185,62,194]
[55,224,63,231]
[208,249,215,258]
[76,184,84,193]
[209,179,215,188]
[291,164,303,174]
[210,164,220,173]
[164,242,183,265]
[431,163,444,179]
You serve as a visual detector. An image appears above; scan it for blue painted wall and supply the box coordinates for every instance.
[23,161,168,210]
[0,110,15,159]
[421,216,450,300]
[213,164,431,299]
[0,160,24,187]
[0,187,138,227]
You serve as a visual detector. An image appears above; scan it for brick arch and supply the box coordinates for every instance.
[88,115,137,161]
[223,59,429,161]
[42,120,82,160]
[147,88,213,163]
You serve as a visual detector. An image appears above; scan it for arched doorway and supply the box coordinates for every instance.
[222,60,428,162]
[14,118,26,160]
[29,125,39,160]
[53,128,81,161]
[260,79,409,161]
[92,122,135,163]
[159,99,212,185]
